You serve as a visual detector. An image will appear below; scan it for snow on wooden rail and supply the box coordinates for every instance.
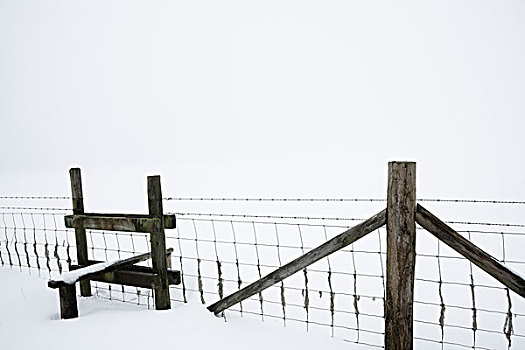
[48,169,176,319]
[48,248,174,288]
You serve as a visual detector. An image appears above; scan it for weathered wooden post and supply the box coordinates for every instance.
[58,284,78,319]
[70,168,91,297]
[147,175,171,310]
[385,161,416,349]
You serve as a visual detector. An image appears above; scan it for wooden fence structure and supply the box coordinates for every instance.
[47,168,180,318]
[1,162,524,347]
[206,161,525,349]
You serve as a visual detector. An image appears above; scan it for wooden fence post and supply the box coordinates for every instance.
[69,168,91,297]
[147,175,171,310]
[59,284,78,319]
[385,161,416,349]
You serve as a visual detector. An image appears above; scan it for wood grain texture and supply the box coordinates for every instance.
[65,212,175,228]
[64,215,168,233]
[68,262,181,288]
[416,204,525,298]
[148,175,171,310]
[207,209,386,315]
[69,168,91,296]
[385,162,416,350]
[59,284,78,319]
[48,248,174,288]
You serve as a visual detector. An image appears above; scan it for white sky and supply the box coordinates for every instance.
[1,4,524,347]
[1,1,524,202]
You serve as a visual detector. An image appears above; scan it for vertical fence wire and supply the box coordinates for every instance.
[212,220,224,300]
[42,213,51,276]
[192,219,205,305]
[164,199,525,349]
[176,225,187,303]
[252,222,265,321]
[467,231,478,348]
[274,223,283,325]
[231,221,243,315]
[350,241,361,344]
[501,229,514,349]
[2,213,11,267]
[1,196,525,349]
[437,240,446,349]
[297,224,310,331]
[323,225,335,337]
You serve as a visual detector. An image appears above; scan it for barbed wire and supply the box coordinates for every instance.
[0,196,70,200]
[163,197,386,202]
[174,212,525,229]
[175,216,352,229]
[419,199,525,205]
[446,220,525,228]
[172,212,364,222]
[1,208,521,231]
[163,197,525,205]
[0,206,71,212]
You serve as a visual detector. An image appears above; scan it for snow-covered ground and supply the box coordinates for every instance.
[0,267,351,350]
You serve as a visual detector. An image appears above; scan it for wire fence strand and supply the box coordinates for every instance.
[1,195,524,349]
[163,197,525,205]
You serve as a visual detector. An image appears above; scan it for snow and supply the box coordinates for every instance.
[1,268,351,350]
[51,261,114,284]
[502,260,525,283]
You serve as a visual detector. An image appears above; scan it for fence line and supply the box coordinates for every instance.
[1,195,524,349]
[164,197,387,202]
[163,197,525,205]
[0,206,71,212]
[0,196,71,200]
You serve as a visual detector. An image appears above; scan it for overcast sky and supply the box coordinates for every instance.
[1,1,524,203]
[1,4,524,347]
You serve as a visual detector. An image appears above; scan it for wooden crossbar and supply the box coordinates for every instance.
[48,248,174,288]
[53,168,177,319]
[64,213,176,233]
[69,261,181,289]
[49,248,175,319]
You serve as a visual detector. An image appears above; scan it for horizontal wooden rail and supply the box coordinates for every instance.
[416,204,525,298]
[207,209,387,314]
[48,248,174,288]
[64,213,176,233]
[69,262,180,288]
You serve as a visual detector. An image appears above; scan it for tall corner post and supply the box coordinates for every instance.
[147,175,171,310]
[69,168,91,297]
[385,162,416,350]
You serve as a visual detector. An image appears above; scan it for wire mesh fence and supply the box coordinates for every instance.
[0,196,524,349]
[0,197,73,279]
[170,213,386,348]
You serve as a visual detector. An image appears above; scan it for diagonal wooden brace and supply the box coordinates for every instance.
[416,204,525,298]
[207,209,386,315]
